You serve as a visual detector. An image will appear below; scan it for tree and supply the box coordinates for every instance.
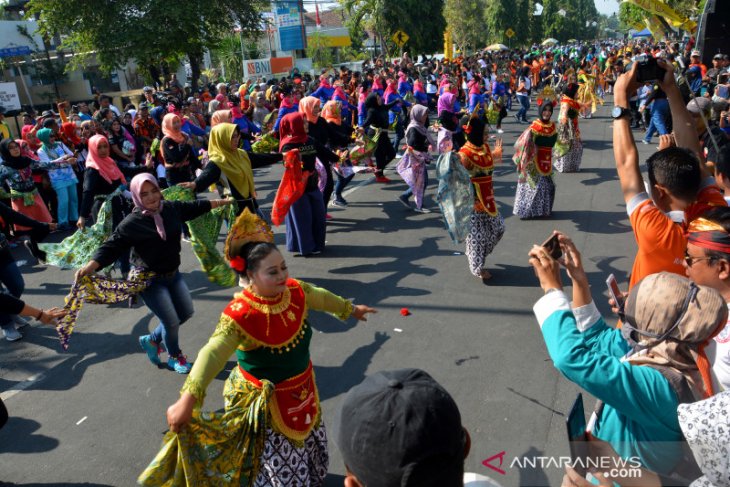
[26,0,267,88]
[484,0,516,45]
[306,32,334,69]
[443,0,488,53]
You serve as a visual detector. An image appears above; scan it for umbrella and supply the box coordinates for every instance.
[567,39,577,43]
[486,43,509,51]
[542,38,559,46]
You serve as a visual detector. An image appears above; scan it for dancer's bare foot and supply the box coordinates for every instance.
[479,269,492,281]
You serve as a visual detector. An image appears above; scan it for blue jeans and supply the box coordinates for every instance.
[643,98,670,142]
[392,115,405,152]
[53,182,78,226]
[140,271,194,357]
[334,172,355,201]
[516,94,530,121]
[0,259,24,331]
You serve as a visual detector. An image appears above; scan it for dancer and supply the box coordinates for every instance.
[278,112,339,256]
[437,91,461,153]
[458,115,504,280]
[553,83,584,173]
[75,173,233,373]
[35,128,78,230]
[183,123,281,216]
[362,92,399,183]
[321,101,356,207]
[139,209,376,486]
[397,105,435,213]
[513,102,558,219]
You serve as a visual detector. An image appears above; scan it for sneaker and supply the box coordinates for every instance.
[139,335,162,365]
[181,236,191,243]
[398,194,412,208]
[13,315,30,329]
[3,327,22,342]
[641,139,649,145]
[497,129,504,134]
[332,199,348,207]
[375,175,391,183]
[168,354,192,374]
[413,207,432,213]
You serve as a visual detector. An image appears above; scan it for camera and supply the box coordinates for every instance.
[635,54,665,83]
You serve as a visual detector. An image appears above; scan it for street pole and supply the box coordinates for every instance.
[239,30,246,81]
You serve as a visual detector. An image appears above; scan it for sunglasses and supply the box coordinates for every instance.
[684,251,715,268]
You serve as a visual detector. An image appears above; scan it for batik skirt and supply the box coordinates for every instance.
[513,176,555,219]
[554,139,583,173]
[465,211,505,277]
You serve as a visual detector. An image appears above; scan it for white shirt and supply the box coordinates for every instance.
[708,303,730,392]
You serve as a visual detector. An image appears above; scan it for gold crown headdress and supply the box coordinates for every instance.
[224,208,274,261]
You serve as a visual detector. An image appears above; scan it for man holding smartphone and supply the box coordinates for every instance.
[612,59,726,291]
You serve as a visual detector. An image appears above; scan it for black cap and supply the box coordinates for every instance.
[336,369,465,487]
[41,109,57,118]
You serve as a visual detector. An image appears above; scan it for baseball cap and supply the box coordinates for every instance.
[142,86,154,93]
[687,97,712,115]
[713,53,723,61]
[41,109,57,118]
[691,50,701,57]
[138,102,149,110]
[336,368,465,487]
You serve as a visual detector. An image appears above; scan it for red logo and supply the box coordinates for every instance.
[482,451,507,475]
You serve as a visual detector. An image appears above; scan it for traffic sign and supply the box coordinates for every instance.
[392,30,409,47]
[505,28,515,39]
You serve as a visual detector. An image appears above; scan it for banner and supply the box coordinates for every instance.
[275,1,305,51]
[243,57,294,79]
[0,82,21,111]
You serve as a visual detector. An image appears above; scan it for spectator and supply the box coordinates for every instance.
[612,60,725,290]
[99,94,121,117]
[529,237,725,483]
[0,107,11,141]
[336,368,502,487]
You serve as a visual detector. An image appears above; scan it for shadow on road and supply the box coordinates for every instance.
[0,417,59,454]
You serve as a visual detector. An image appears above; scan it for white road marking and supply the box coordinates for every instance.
[76,416,88,425]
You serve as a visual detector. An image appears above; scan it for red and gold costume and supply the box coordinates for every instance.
[459,141,498,216]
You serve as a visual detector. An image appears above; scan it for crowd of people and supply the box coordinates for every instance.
[1,34,730,486]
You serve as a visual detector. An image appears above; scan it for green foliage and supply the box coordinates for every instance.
[339,0,446,56]
[340,46,370,61]
[444,0,489,51]
[25,0,267,76]
[307,31,334,69]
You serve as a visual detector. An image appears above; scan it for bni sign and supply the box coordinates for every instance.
[244,58,272,78]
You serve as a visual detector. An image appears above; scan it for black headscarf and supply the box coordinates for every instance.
[564,83,579,99]
[460,114,486,147]
[364,92,380,110]
[0,139,31,170]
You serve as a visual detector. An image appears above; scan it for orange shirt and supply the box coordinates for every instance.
[628,184,727,289]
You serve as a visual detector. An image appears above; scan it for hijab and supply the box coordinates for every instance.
[383,80,397,100]
[162,114,186,144]
[21,125,40,151]
[319,75,332,88]
[278,112,308,151]
[36,128,58,151]
[130,173,166,241]
[85,134,126,184]
[0,139,31,170]
[564,83,579,99]
[299,96,321,124]
[364,92,381,110]
[414,79,425,93]
[407,104,435,147]
[207,123,255,199]
[210,110,232,127]
[321,101,342,125]
[230,104,244,120]
[332,84,348,102]
[437,92,456,116]
[62,122,81,146]
[16,139,39,162]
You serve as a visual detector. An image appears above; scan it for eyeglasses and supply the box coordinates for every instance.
[684,251,715,267]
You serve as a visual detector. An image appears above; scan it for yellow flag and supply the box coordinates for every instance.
[623,0,696,32]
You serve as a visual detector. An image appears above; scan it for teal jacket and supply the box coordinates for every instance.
[534,291,683,475]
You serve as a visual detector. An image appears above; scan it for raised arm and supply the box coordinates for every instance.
[613,64,644,203]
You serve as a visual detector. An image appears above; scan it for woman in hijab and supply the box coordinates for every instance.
[107,118,136,173]
[362,92,400,183]
[436,91,462,153]
[530,234,727,485]
[322,101,355,207]
[332,80,355,127]
[36,127,78,230]
[161,113,198,186]
[76,173,233,374]
[209,109,232,128]
[396,104,435,213]
[278,112,340,256]
[384,79,410,154]
[182,123,281,216]
[230,102,260,152]
[300,96,337,209]
[553,83,584,173]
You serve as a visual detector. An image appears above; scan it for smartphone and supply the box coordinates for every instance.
[635,55,665,83]
[541,233,562,260]
[606,274,625,311]
[566,393,588,476]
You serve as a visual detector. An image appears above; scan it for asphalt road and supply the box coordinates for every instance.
[0,97,660,487]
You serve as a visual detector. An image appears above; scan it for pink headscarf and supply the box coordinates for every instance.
[229,103,243,119]
[414,79,425,93]
[383,80,396,100]
[162,114,186,144]
[86,134,126,184]
[130,173,166,241]
[298,96,321,124]
[372,77,384,91]
[16,139,39,161]
[21,125,41,151]
[332,84,348,101]
[468,79,480,96]
[319,75,331,88]
[210,110,232,127]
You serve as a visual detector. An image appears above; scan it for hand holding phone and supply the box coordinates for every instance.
[606,274,625,315]
[542,233,563,261]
